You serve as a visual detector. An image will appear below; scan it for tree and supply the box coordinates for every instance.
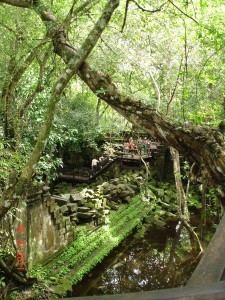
[0,0,224,216]
[0,0,120,217]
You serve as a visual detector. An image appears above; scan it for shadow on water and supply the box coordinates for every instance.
[68,218,205,297]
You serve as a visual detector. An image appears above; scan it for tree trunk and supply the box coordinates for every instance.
[170,147,186,217]
[1,0,225,201]
[0,0,120,219]
[1,41,45,142]
[77,62,225,198]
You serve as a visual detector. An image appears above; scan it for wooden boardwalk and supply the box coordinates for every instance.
[58,154,153,184]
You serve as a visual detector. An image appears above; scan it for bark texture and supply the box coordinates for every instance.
[77,62,225,192]
[0,0,120,218]
[0,0,225,212]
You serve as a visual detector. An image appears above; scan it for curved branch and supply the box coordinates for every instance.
[17,0,120,191]
[0,0,32,8]
[121,0,130,32]
[64,0,98,29]
[0,0,120,218]
[168,0,199,24]
[77,60,225,189]
[131,0,169,13]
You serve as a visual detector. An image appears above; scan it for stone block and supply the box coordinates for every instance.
[111,189,117,195]
[53,208,61,218]
[56,234,64,245]
[43,186,50,192]
[67,203,78,212]
[57,222,64,229]
[86,202,95,209]
[55,215,63,224]
[64,232,74,243]
[60,194,71,201]
[64,217,71,226]
[90,199,98,204]
[77,199,86,206]
[69,212,77,218]
[53,195,68,206]
[77,207,90,212]
[124,196,131,203]
[120,191,131,197]
[60,205,68,214]
[71,217,77,223]
[46,197,55,207]
[65,225,71,232]
[49,202,58,214]
[94,203,102,209]
[77,212,94,219]
[88,209,97,214]
[59,228,66,236]
[43,193,51,199]
[70,193,83,202]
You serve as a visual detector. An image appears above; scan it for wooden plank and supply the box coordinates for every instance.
[60,281,225,300]
[187,213,225,287]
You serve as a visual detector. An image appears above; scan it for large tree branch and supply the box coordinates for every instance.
[77,61,225,189]
[0,0,31,8]
[1,0,225,207]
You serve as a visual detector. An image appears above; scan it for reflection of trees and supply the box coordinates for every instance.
[163,222,202,288]
[73,224,201,296]
[99,226,200,294]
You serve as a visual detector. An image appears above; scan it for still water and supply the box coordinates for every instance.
[69,220,201,297]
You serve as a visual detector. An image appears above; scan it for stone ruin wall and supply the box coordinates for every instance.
[26,184,74,269]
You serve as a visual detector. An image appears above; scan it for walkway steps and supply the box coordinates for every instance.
[58,154,154,184]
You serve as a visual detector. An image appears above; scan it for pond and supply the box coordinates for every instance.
[68,218,204,297]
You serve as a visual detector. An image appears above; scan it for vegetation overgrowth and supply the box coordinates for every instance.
[28,194,148,290]
[0,0,225,298]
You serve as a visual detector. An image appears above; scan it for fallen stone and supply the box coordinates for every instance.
[77,199,87,206]
[60,205,69,214]
[67,203,78,212]
[53,195,68,206]
[70,193,83,202]
[77,207,90,212]
[77,212,94,219]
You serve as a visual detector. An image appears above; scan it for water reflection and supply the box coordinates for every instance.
[70,220,200,297]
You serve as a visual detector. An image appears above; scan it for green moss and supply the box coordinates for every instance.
[29,194,151,288]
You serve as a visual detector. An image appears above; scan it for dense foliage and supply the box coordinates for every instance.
[0,1,224,183]
[0,0,225,298]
